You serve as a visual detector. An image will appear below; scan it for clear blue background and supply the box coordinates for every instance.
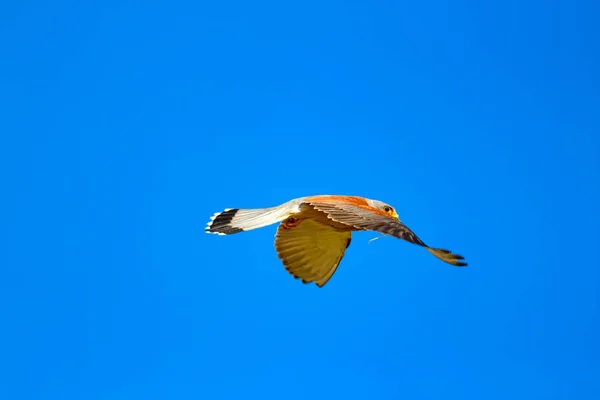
[1,1,599,399]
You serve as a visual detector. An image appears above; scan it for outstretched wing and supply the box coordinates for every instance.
[274,217,352,287]
[308,201,467,267]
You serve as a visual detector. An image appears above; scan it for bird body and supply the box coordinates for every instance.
[206,195,466,287]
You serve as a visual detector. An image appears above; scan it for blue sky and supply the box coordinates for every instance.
[1,1,599,399]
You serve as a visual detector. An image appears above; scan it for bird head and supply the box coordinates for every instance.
[367,199,400,220]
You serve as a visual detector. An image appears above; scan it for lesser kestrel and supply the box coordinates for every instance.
[205,195,467,287]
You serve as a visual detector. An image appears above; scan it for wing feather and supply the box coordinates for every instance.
[307,201,467,267]
[274,218,352,287]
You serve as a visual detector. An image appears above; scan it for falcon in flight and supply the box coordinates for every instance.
[205,195,467,287]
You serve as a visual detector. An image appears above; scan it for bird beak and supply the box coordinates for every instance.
[392,211,400,220]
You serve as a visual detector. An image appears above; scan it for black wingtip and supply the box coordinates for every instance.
[427,247,468,267]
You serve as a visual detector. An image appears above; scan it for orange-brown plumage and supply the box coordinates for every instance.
[303,195,370,206]
[303,195,390,217]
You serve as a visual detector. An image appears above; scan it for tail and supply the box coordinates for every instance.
[205,207,287,235]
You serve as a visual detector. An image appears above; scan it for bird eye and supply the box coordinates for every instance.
[384,206,392,213]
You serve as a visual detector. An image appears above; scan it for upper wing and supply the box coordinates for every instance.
[274,217,352,287]
[307,201,467,267]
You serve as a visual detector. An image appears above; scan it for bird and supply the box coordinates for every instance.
[205,195,467,287]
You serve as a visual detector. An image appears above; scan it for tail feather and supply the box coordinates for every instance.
[205,207,287,235]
